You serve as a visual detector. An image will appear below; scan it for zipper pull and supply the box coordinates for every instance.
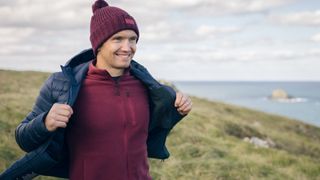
[115,83,120,96]
[114,78,120,96]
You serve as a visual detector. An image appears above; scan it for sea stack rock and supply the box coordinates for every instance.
[271,89,289,100]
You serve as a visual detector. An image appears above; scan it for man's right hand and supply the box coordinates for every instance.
[44,103,73,132]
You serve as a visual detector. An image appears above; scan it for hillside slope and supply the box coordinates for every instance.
[0,69,319,180]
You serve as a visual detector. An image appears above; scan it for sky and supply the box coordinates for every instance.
[0,0,319,81]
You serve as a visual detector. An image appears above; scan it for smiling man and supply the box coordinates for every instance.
[0,0,192,179]
[95,30,138,76]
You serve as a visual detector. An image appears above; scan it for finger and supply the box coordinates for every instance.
[177,95,188,108]
[178,100,192,114]
[65,105,74,115]
[56,108,73,118]
[179,107,191,115]
[54,121,67,129]
[53,103,72,111]
[51,104,73,117]
[175,92,183,107]
[178,99,191,111]
[54,114,70,123]
[59,104,74,115]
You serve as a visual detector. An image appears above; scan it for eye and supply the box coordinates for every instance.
[129,36,137,42]
[112,36,122,42]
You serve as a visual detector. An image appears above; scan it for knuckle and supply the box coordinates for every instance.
[52,121,57,128]
[52,114,57,120]
[64,116,70,122]
[53,103,59,108]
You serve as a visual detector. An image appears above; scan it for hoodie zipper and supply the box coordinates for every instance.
[115,79,130,179]
[114,79,120,96]
[126,90,136,126]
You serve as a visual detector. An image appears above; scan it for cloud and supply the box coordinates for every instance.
[0,27,34,44]
[0,0,91,30]
[0,27,89,56]
[0,0,319,81]
[140,21,174,41]
[0,1,92,56]
[195,25,242,37]
[311,33,320,42]
[269,10,320,26]
[0,27,38,55]
[115,0,293,14]
[161,0,294,15]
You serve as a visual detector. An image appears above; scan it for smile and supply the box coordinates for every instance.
[115,53,131,57]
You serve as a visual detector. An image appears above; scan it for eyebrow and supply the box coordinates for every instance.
[112,34,138,40]
[130,36,138,40]
[111,35,123,40]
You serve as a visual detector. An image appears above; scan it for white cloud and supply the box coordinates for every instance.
[269,10,320,26]
[195,25,242,37]
[0,1,91,29]
[307,48,320,56]
[141,21,173,41]
[161,0,294,15]
[311,33,320,42]
[116,0,294,18]
[0,27,34,44]
[0,0,319,81]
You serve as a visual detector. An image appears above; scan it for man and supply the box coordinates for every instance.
[0,0,191,179]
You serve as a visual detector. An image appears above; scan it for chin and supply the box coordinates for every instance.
[117,62,130,68]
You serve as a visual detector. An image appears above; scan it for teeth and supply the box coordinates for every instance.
[116,54,130,57]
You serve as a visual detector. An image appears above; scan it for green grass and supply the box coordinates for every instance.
[0,69,320,180]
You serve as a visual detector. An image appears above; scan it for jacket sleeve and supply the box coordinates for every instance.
[15,74,56,152]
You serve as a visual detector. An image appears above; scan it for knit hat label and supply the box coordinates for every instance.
[125,18,135,25]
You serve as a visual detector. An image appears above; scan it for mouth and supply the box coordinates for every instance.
[115,53,131,58]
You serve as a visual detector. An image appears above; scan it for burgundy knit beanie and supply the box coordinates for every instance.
[90,0,139,55]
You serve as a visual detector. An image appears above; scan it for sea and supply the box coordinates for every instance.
[174,81,320,127]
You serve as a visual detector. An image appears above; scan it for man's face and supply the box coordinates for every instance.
[97,30,137,70]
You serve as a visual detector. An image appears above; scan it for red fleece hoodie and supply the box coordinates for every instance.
[66,61,152,180]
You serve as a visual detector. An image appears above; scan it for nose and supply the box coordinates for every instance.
[121,40,132,52]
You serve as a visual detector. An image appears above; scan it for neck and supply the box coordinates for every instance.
[95,57,124,77]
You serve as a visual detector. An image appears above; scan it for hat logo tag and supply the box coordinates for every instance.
[125,18,135,25]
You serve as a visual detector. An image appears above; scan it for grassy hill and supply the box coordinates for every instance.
[0,69,319,180]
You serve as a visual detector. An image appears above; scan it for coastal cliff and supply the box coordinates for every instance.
[0,69,319,180]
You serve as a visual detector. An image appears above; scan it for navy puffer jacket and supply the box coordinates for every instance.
[0,49,184,179]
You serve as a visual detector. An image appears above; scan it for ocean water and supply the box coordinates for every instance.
[174,81,320,127]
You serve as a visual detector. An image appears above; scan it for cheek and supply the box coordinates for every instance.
[99,52,113,62]
[131,46,137,54]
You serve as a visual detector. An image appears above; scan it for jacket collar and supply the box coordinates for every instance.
[64,49,95,68]
[60,48,155,87]
[60,49,94,85]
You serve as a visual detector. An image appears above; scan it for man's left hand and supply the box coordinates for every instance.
[175,92,192,116]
